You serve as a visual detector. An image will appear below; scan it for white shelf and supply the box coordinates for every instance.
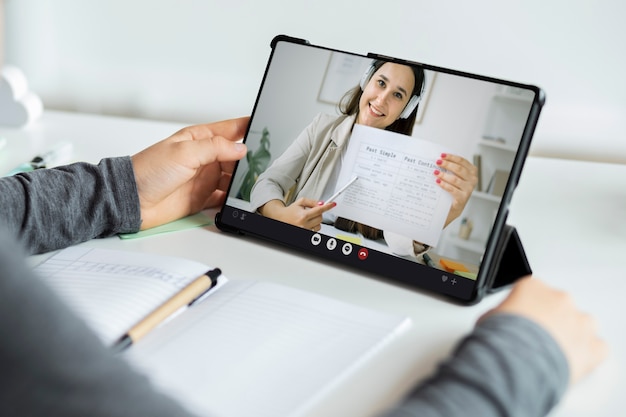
[472,191,501,203]
[439,84,532,266]
[479,139,518,153]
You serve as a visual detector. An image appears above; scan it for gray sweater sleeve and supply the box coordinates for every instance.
[380,313,569,417]
[0,157,141,254]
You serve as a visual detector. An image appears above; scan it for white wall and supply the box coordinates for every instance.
[5,0,626,163]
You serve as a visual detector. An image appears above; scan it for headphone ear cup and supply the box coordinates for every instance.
[360,65,376,90]
[399,95,420,119]
[399,71,427,119]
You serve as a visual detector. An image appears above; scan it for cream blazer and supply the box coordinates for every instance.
[250,113,355,212]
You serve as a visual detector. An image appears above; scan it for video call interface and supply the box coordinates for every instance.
[219,40,537,300]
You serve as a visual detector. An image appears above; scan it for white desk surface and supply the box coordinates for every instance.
[1,111,624,417]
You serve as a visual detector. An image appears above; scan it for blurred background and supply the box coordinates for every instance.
[3,0,625,163]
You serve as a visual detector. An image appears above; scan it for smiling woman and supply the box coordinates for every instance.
[249,60,429,232]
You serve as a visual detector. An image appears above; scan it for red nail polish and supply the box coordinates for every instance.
[441,153,447,158]
[436,159,442,165]
[317,201,324,206]
[434,169,440,176]
[436,178,442,184]
[332,202,337,207]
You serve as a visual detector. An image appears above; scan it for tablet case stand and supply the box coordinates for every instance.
[487,224,532,293]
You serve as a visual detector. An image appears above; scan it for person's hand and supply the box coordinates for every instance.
[433,153,478,227]
[259,198,336,231]
[131,117,249,230]
[481,277,608,385]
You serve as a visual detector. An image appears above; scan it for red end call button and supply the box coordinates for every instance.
[357,248,369,260]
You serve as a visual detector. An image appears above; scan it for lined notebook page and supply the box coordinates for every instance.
[125,280,411,417]
[34,247,215,346]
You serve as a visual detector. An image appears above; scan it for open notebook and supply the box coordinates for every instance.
[35,247,410,417]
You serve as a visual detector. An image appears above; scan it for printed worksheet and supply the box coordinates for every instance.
[331,124,452,247]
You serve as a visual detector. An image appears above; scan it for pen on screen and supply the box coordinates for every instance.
[4,141,73,176]
[112,268,222,353]
[422,253,437,268]
[325,175,359,204]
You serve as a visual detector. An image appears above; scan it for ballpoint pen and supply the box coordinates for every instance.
[4,141,73,176]
[325,175,359,204]
[112,268,222,353]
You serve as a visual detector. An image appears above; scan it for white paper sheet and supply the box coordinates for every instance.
[331,124,453,247]
[125,280,410,417]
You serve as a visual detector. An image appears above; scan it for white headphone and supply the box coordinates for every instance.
[359,61,425,119]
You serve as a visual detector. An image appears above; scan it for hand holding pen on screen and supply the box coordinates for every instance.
[259,176,359,232]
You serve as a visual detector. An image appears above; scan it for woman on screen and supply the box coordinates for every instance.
[249,60,477,256]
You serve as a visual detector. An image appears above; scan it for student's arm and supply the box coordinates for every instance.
[379,278,607,417]
[381,314,568,417]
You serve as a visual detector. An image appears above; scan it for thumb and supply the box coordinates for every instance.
[179,117,249,166]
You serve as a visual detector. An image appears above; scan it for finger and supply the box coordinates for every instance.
[294,199,331,228]
[437,153,477,182]
[196,168,233,194]
[434,163,476,195]
[218,160,238,176]
[297,198,322,210]
[203,189,227,209]
[217,171,233,192]
[193,168,235,210]
[182,116,250,143]
[435,172,474,203]
[316,201,338,214]
[302,201,336,218]
[304,212,324,230]
[438,153,469,169]
[434,169,463,191]
[183,135,248,167]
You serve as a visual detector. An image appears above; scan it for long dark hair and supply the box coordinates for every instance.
[338,60,425,136]
[334,60,426,240]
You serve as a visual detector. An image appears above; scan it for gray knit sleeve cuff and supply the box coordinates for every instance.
[98,156,142,235]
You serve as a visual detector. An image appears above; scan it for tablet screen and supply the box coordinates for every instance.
[217,36,544,303]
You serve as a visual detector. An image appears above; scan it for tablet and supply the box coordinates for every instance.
[216,35,544,304]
